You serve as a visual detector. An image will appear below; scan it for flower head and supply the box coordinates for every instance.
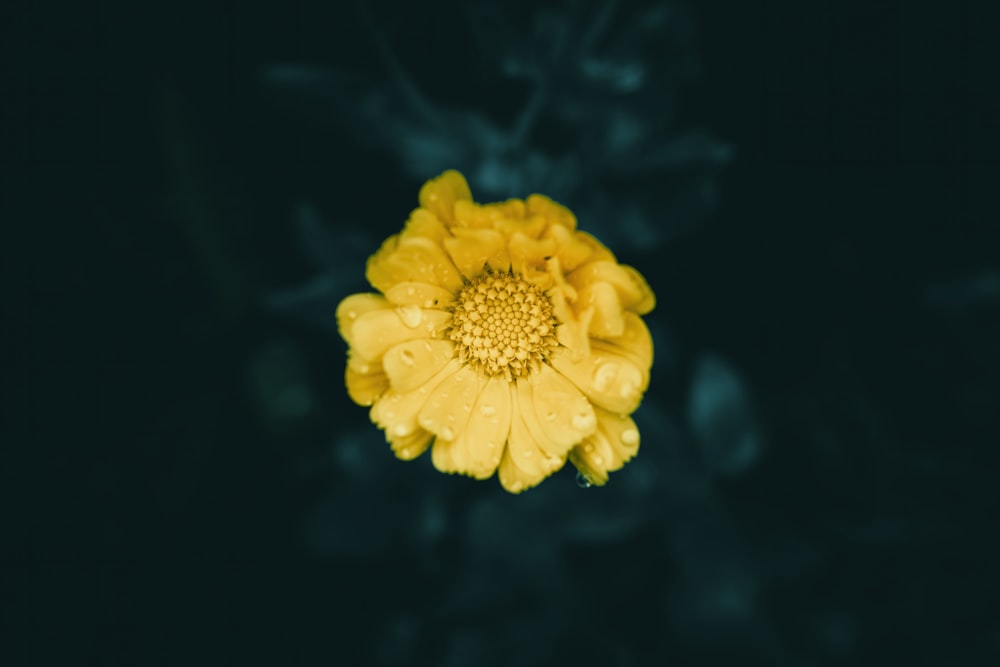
[336,171,655,493]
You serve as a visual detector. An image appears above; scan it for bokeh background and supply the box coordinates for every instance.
[8,0,1000,665]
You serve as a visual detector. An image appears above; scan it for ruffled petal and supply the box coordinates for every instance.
[418,170,472,226]
[578,281,626,338]
[350,307,452,362]
[543,224,594,272]
[569,408,641,486]
[567,260,655,316]
[370,359,463,440]
[443,228,511,279]
[366,236,464,295]
[382,339,455,394]
[526,193,577,231]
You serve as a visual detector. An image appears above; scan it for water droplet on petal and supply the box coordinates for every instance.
[572,412,595,431]
[575,471,593,488]
[621,429,639,445]
[479,404,496,418]
[399,349,415,367]
[592,363,619,392]
[397,305,423,328]
[441,426,455,440]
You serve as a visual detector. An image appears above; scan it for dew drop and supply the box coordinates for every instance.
[397,305,423,328]
[575,471,593,488]
[479,404,496,418]
[399,349,415,367]
[592,363,619,392]
[621,428,639,445]
[593,455,604,466]
[441,426,455,440]
[544,410,557,422]
[393,423,410,437]
[572,412,596,431]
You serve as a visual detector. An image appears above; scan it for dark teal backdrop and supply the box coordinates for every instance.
[7,0,999,665]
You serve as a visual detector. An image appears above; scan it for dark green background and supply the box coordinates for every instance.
[8,0,999,665]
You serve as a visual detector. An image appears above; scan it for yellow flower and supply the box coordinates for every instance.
[336,171,655,493]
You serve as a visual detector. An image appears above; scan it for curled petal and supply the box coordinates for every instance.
[443,228,511,279]
[350,307,452,362]
[388,428,434,461]
[526,194,577,231]
[544,224,595,272]
[579,281,626,338]
[418,170,472,225]
[569,409,641,485]
[568,260,655,315]
[345,365,388,406]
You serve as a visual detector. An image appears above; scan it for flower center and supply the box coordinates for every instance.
[448,270,558,380]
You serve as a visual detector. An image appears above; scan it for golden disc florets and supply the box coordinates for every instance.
[448,270,558,381]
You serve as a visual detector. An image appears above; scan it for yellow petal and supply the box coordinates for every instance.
[591,312,654,376]
[578,281,626,338]
[567,260,655,316]
[544,224,594,272]
[350,307,452,362]
[442,228,510,279]
[345,365,389,406]
[505,386,565,481]
[383,281,455,309]
[462,375,512,478]
[418,170,472,225]
[382,339,456,394]
[521,364,596,457]
[366,236,465,295]
[508,231,556,280]
[388,428,434,461]
[370,359,463,439]
[526,194,577,230]
[400,208,450,245]
[550,345,647,415]
[336,293,390,346]
[498,407,556,494]
[569,409,641,485]
[419,365,483,444]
